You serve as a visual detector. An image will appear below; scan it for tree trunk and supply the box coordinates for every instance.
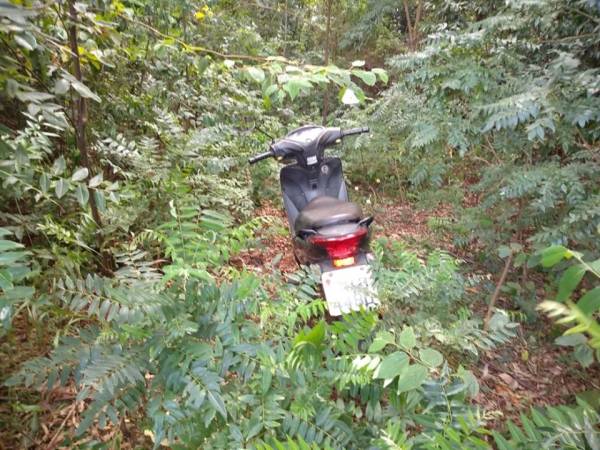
[484,254,513,331]
[403,0,423,51]
[321,0,333,124]
[283,0,289,57]
[67,1,112,273]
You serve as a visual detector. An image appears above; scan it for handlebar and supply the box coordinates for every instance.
[248,149,274,164]
[248,126,369,164]
[341,126,370,137]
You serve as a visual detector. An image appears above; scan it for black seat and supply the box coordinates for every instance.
[295,196,362,232]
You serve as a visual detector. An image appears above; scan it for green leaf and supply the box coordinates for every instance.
[71,80,101,103]
[514,252,527,268]
[95,191,106,212]
[15,91,53,103]
[399,326,416,350]
[283,82,300,100]
[52,156,66,176]
[373,351,409,380]
[556,264,586,302]
[352,70,377,86]
[396,364,428,393]
[498,245,511,258]
[294,320,326,350]
[264,84,278,96]
[372,68,388,84]
[457,366,480,397]
[578,287,600,315]
[341,87,359,105]
[0,269,13,290]
[75,184,89,206]
[89,173,103,188]
[246,66,265,83]
[207,390,227,419]
[2,286,34,300]
[541,245,569,267]
[14,34,34,51]
[54,78,70,95]
[368,331,395,353]
[555,333,587,347]
[0,240,24,251]
[573,344,594,368]
[71,167,89,182]
[39,172,50,193]
[492,431,514,450]
[282,79,311,101]
[419,348,444,368]
[260,368,272,396]
[0,252,28,266]
[55,178,69,199]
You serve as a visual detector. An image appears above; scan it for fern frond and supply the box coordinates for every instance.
[497,403,600,449]
[329,310,378,354]
[254,435,328,450]
[0,227,35,335]
[5,326,100,389]
[538,301,600,349]
[281,408,353,450]
[78,350,146,400]
[323,355,378,391]
[479,90,544,132]
[55,274,169,324]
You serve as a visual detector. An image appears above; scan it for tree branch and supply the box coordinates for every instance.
[125,16,268,63]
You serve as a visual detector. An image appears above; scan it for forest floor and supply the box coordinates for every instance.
[236,199,600,427]
[2,198,599,449]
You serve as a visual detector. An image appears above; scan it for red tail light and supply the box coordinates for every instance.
[309,227,367,262]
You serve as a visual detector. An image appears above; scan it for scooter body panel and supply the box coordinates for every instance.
[280,157,348,232]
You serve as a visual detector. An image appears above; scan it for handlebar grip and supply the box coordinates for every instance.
[248,150,274,164]
[342,126,370,137]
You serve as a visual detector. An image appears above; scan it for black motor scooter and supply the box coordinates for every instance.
[249,125,379,316]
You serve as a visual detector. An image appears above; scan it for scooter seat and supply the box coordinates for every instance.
[295,196,362,232]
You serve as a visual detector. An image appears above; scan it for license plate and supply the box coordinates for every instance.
[321,264,379,316]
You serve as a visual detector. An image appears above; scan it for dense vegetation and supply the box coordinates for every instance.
[1,0,599,448]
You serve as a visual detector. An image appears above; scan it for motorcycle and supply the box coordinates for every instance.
[249,125,379,316]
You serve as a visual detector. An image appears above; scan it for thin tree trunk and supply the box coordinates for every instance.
[321,0,333,124]
[182,11,189,80]
[67,1,112,272]
[403,0,423,51]
[484,254,513,331]
[414,0,423,44]
[283,0,289,57]
[402,0,414,50]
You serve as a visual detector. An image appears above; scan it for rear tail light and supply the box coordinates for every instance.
[309,227,367,266]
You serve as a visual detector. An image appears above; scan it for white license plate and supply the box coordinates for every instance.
[321,264,379,316]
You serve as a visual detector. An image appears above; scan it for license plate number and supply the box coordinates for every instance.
[321,265,379,316]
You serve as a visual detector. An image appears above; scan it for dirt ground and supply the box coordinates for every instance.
[236,199,600,426]
[1,198,598,448]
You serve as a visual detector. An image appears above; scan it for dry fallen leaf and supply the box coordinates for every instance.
[498,373,520,390]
